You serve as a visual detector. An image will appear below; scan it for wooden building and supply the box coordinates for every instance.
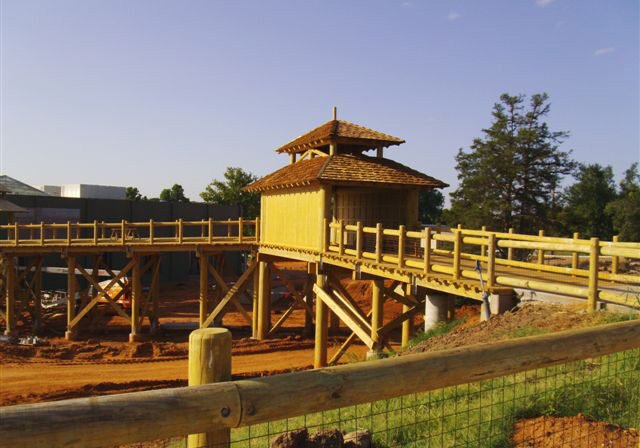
[245,110,448,252]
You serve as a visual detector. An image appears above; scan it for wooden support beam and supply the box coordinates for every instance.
[379,302,422,338]
[205,259,252,326]
[402,283,414,348]
[129,255,143,342]
[371,279,383,352]
[328,310,373,366]
[326,273,372,332]
[4,255,16,336]
[256,261,271,339]
[202,262,256,329]
[588,237,599,312]
[252,262,259,338]
[314,274,328,368]
[65,256,77,341]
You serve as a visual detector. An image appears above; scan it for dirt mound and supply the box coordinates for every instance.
[512,415,639,447]
[403,302,603,355]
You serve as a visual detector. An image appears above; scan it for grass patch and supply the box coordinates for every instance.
[407,319,464,348]
[599,311,638,324]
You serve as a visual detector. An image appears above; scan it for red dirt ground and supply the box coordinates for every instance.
[512,415,639,448]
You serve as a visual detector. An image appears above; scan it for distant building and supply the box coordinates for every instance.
[59,184,127,200]
[0,175,50,196]
[36,185,62,196]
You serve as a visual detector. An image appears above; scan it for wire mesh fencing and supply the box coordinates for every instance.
[118,347,640,448]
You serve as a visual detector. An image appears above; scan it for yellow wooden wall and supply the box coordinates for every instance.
[333,188,420,230]
[261,185,326,250]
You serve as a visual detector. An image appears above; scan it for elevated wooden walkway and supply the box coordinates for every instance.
[0,218,638,367]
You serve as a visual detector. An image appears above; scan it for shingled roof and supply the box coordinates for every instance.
[244,154,448,192]
[276,120,405,154]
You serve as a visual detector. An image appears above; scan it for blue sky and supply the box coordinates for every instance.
[1,0,638,201]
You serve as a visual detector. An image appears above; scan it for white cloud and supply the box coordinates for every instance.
[536,0,556,7]
[447,11,460,21]
[594,47,615,57]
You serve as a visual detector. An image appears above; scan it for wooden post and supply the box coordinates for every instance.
[397,225,405,268]
[321,218,328,252]
[537,230,545,268]
[40,222,45,246]
[338,220,345,256]
[355,221,363,261]
[252,265,259,338]
[507,228,514,261]
[402,283,413,348]
[572,232,580,275]
[238,217,243,243]
[487,233,496,288]
[65,256,77,341]
[149,219,154,244]
[256,261,271,339]
[178,219,184,245]
[187,328,232,448]
[314,274,328,368]
[453,229,462,280]
[199,253,208,328]
[612,235,619,275]
[121,220,126,245]
[587,237,600,313]
[208,218,213,244]
[289,153,296,164]
[371,279,383,352]
[3,255,15,336]
[423,227,431,274]
[375,223,382,264]
[129,255,142,342]
[66,221,71,246]
[33,257,42,333]
[255,217,260,243]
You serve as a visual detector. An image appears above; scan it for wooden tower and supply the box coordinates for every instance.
[245,108,448,251]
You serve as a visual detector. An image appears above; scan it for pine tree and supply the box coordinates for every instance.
[448,93,574,234]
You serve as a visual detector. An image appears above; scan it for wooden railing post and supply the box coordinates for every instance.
[537,229,545,269]
[66,221,71,246]
[149,219,154,244]
[587,237,600,312]
[487,233,496,288]
[453,229,462,280]
[40,222,45,246]
[65,256,77,341]
[187,328,232,448]
[397,225,405,268]
[571,232,580,274]
[507,228,514,260]
[227,218,232,238]
[238,217,243,243]
[255,217,260,243]
[423,227,431,274]
[121,220,126,246]
[178,219,184,244]
[338,220,345,256]
[93,220,98,245]
[208,218,213,244]
[375,223,382,264]
[321,218,328,252]
[356,221,363,261]
[612,235,619,275]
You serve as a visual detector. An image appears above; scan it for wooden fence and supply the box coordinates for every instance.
[1,320,638,448]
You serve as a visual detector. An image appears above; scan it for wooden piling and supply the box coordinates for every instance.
[3,255,15,336]
[65,256,76,341]
[587,237,600,312]
[371,279,383,351]
[314,274,328,368]
[401,283,413,348]
[256,261,271,340]
[187,328,232,448]
[129,255,142,342]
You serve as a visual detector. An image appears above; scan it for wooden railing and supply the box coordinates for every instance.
[325,220,640,310]
[0,218,260,248]
[1,320,638,448]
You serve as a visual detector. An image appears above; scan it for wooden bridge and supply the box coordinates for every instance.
[1,217,638,367]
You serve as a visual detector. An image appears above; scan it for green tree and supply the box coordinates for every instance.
[560,164,617,239]
[126,186,143,201]
[606,163,640,241]
[200,167,260,218]
[159,184,189,202]
[447,93,574,234]
[418,189,444,224]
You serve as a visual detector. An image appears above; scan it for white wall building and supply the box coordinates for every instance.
[60,184,127,200]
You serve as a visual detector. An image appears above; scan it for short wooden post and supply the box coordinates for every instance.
[255,217,260,243]
[40,222,45,246]
[355,221,363,261]
[371,279,384,352]
[178,219,184,245]
[4,255,16,336]
[66,221,71,246]
[65,256,77,340]
[256,261,271,339]
[208,218,213,244]
[537,230,545,268]
[121,220,126,245]
[487,233,496,288]
[423,227,431,274]
[611,235,619,275]
[397,225,405,268]
[187,328,232,448]
[129,255,142,342]
[571,232,580,275]
[149,219,154,244]
[338,220,345,256]
[587,237,599,312]
[507,228,514,261]
[314,274,328,368]
[375,223,382,264]
[199,253,209,328]
[238,217,243,243]
[453,229,462,280]
[401,283,413,348]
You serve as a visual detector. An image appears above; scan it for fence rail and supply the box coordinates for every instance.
[1,320,638,448]
[0,218,260,248]
[325,220,640,310]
